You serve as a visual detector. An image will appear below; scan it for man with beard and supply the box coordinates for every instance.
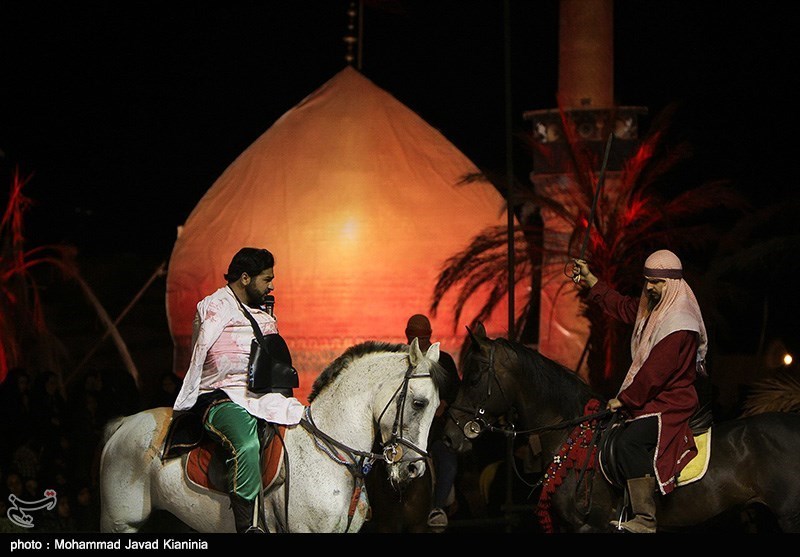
[572,250,708,533]
[173,247,304,533]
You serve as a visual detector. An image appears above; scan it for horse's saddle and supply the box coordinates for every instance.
[598,402,713,490]
[160,408,287,495]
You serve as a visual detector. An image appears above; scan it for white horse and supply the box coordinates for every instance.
[99,338,445,533]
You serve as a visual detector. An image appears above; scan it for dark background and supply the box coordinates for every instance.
[3,1,795,255]
[1,1,797,398]
[0,1,797,534]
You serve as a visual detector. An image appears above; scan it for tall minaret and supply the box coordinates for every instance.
[558,0,614,109]
[523,0,646,381]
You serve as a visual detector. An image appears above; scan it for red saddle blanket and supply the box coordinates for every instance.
[184,425,287,494]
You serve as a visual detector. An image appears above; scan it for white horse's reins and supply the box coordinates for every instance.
[297,361,432,532]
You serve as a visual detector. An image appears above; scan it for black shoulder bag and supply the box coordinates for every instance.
[233,292,299,394]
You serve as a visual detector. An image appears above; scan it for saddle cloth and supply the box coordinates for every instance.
[675,428,711,486]
[159,407,287,495]
[599,404,713,489]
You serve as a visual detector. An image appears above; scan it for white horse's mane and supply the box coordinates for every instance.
[308,340,409,402]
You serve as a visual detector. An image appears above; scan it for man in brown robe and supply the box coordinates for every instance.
[573,250,708,533]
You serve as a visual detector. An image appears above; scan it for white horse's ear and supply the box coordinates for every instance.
[409,337,423,366]
[426,342,440,363]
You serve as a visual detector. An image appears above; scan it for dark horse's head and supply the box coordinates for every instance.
[443,322,601,454]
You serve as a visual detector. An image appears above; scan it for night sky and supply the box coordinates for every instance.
[3,1,796,259]
[3,0,799,364]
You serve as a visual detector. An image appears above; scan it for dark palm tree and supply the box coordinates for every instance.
[1,169,140,388]
[430,103,749,396]
[1,169,69,382]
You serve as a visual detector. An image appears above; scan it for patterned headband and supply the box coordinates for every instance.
[643,267,683,279]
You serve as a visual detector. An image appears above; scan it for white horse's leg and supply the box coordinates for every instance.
[152,460,234,533]
[99,409,165,533]
[266,431,369,533]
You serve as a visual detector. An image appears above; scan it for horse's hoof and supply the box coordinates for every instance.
[427,508,448,532]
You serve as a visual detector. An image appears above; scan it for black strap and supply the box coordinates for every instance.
[229,288,294,531]
[229,287,268,349]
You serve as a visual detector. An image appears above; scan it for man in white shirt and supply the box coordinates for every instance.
[173,247,304,533]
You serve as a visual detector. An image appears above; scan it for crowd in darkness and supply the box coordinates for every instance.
[0,367,181,532]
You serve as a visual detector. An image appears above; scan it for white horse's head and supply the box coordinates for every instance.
[376,337,442,488]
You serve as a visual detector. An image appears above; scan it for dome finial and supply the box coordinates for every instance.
[343,0,362,69]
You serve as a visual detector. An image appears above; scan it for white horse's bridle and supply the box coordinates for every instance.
[300,362,432,470]
[296,361,433,532]
[378,362,433,463]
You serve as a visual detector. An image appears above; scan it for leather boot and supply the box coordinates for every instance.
[611,476,657,533]
[230,493,266,533]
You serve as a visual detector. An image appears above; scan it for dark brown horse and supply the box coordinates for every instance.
[442,322,800,533]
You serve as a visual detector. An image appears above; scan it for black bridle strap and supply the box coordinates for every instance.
[449,403,611,494]
[300,406,383,468]
[299,410,371,534]
[505,403,613,500]
[483,343,512,411]
[377,364,432,460]
[513,409,611,437]
[452,338,610,440]
[449,400,609,439]
[448,343,509,429]
[386,363,415,437]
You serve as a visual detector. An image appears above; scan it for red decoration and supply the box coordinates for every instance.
[536,399,602,533]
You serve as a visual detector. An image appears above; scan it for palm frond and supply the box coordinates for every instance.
[1,169,140,388]
[430,225,534,333]
[432,97,773,392]
[741,371,800,417]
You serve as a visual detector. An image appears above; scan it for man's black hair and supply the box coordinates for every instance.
[224,248,274,283]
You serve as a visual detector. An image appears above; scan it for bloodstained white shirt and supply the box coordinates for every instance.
[173,286,304,425]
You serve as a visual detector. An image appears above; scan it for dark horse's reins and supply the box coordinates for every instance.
[449,342,606,439]
[298,359,431,532]
[447,341,612,493]
[450,402,611,494]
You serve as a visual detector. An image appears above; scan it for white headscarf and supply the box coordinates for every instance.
[618,250,708,394]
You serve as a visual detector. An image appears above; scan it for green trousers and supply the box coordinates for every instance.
[204,401,262,501]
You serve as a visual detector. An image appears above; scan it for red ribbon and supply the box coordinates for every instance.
[536,399,602,533]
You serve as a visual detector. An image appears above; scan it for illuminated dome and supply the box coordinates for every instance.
[166,67,514,402]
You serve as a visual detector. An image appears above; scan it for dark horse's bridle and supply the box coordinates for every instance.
[448,341,514,440]
[446,337,610,490]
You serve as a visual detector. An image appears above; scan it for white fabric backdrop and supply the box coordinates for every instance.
[166,67,518,402]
